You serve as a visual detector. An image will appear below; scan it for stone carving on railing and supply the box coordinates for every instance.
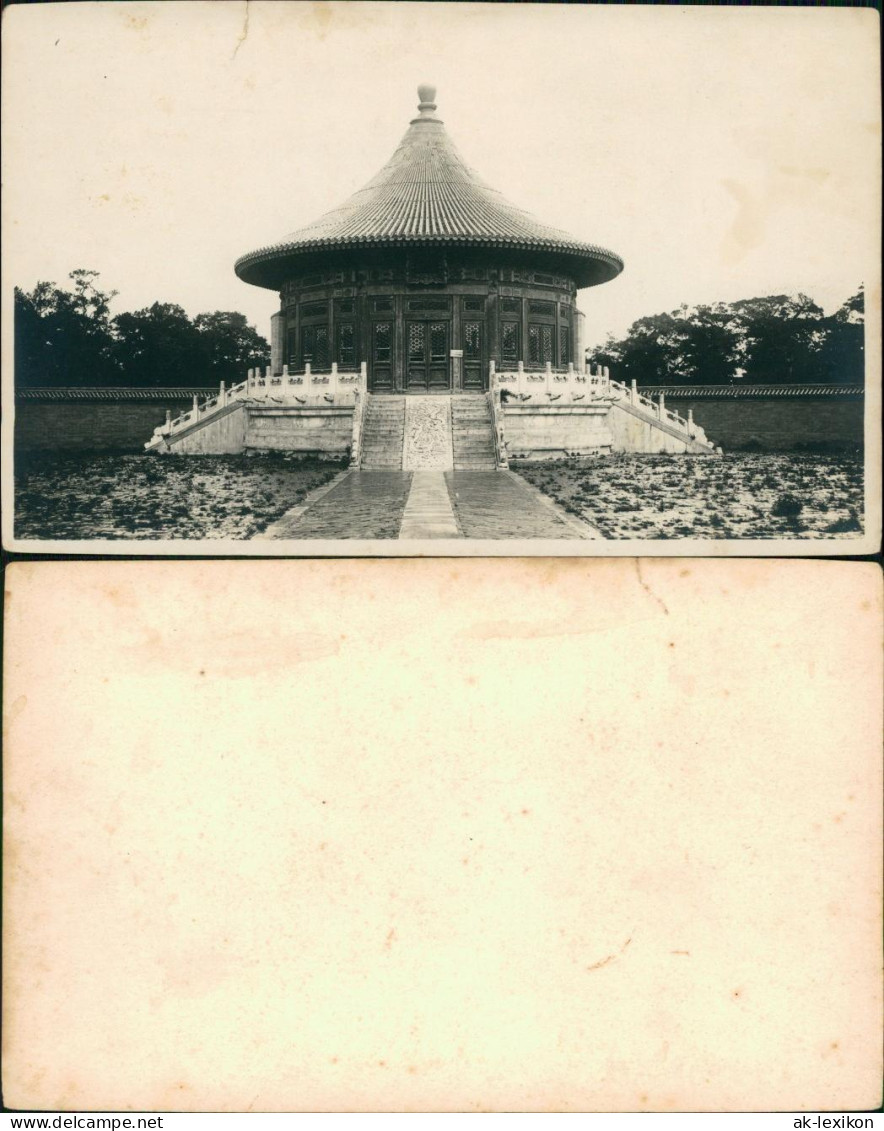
[606,377,711,446]
[349,383,370,469]
[490,360,613,403]
[146,362,368,450]
[486,382,509,469]
[487,360,716,452]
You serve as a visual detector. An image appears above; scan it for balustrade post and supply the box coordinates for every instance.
[687,408,694,436]
[658,393,665,420]
[164,410,172,431]
[192,395,199,419]
[630,378,637,404]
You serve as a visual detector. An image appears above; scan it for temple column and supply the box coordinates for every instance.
[270,311,284,376]
[574,308,586,374]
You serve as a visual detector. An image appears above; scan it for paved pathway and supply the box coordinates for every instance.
[258,470,412,539]
[445,471,597,539]
[256,469,598,540]
[398,472,461,539]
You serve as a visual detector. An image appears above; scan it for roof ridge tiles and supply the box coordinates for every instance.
[235,88,623,290]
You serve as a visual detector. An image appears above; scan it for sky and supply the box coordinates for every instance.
[2,2,880,350]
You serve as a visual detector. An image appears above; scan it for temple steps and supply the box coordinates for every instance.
[360,393,499,471]
[361,396,406,469]
[451,395,497,470]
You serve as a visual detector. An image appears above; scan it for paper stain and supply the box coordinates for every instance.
[131,627,341,677]
[462,618,600,642]
[8,695,28,724]
[720,162,834,265]
[586,934,633,973]
[634,561,669,616]
[231,0,250,61]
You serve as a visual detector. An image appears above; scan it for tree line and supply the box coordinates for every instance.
[588,288,864,387]
[14,269,270,389]
[15,271,865,390]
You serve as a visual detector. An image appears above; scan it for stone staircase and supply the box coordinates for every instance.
[451,395,497,470]
[361,396,406,469]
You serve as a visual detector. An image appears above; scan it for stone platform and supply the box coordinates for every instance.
[256,469,599,540]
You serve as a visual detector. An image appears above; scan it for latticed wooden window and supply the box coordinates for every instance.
[374,323,392,363]
[429,323,446,361]
[313,326,330,368]
[542,325,554,364]
[301,300,328,319]
[529,300,555,317]
[409,322,426,361]
[302,324,329,366]
[463,298,484,313]
[464,322,481,359]
[501,322,519,363]
[560,329,570,367]
[373,297,393,312]
[528,324,553,364]
[528,324,541,364]
[501,298,520,315]
[337,323,356,367]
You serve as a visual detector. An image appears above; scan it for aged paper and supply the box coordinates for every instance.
[2,1,881,556]
[3,559,882,1112]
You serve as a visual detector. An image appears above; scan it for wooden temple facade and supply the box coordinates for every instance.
[234,85,623,396]
[146,87,718,458]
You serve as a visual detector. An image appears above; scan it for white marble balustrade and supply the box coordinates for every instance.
[149,362,368,446]
[490,361,613,402]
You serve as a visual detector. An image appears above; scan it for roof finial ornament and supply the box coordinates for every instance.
[417,84,437,116]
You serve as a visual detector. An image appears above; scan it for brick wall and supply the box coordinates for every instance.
[646,394,863,452]
[14,390,865,454]
[15,400,194,452]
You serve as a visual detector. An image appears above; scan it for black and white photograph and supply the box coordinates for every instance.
[2,1,880,553]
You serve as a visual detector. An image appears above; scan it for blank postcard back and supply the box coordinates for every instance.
[3,558,882,1112]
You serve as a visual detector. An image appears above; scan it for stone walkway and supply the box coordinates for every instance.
[257,470,412,539]
[398,472,461,539]
[257,469,599,540]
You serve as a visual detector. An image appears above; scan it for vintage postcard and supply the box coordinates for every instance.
[3,558,882,1111]
[2,1,880,555]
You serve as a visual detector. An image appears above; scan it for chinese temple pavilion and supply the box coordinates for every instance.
[235,84,622,396]
[146,87,715,460]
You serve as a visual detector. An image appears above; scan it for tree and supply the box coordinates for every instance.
[194,311,269,385]
[14,270,120,387]
[730,294,827,384]
[15,270,271,390]
[111,302,205,387]
[587,290,857,388]
[819,285,864,384]
[676,303,741,386]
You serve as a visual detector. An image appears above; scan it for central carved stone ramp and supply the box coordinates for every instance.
[451,395,497,470]
[402,396,454,471]
[361,396,406,469]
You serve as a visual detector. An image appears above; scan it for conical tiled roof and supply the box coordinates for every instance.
[235,87,623,290]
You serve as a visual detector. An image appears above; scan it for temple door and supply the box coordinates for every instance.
[462,319,485,391]
[406,321,450,392]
